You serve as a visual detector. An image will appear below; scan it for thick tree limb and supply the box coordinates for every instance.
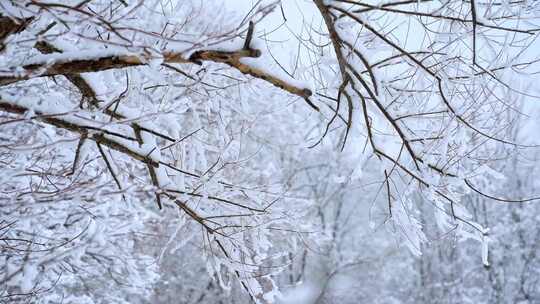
[0,47,312,99]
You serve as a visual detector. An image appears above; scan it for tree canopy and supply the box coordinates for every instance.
[1,1,540,303]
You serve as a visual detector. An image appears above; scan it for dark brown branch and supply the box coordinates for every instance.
[96,142,123,191]
[34,41,101,108]
[190,49,313,99]
[0,99,159,167]
[0,15,33,52]
[133,125,163,209]
[1,47,312,101]
[69,133,88,176]
[243,21,255,50]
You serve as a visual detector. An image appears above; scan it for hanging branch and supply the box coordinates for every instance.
[96,142,123,192]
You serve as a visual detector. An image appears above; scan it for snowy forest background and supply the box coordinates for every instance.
[1,0,539,303]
